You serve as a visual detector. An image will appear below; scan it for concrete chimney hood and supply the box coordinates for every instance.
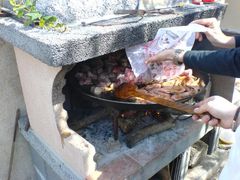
[0,1,227,179]
[0,2,226,67]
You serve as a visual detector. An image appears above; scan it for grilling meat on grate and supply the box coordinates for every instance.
[141,74,204,101]
[75,51,204,102]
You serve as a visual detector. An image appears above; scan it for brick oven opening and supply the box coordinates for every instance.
[63,48,211,169]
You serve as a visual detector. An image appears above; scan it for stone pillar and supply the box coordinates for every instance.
[14,47,96,178]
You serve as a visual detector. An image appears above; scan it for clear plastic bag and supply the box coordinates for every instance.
[126,23,207,82]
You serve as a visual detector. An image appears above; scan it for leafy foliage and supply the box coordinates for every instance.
[9,0,65,32]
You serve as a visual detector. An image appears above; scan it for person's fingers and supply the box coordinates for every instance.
[194,99,206,107]
[195,32,203,42]
[145,54,161,64]
[195,32,200,40]
[194,96,215,108]
[191,18,216,27]
[198,34,203,42]
[145,49,174,64]
[192,114,219,127]
[205,30,214,39]
[194,102,210,114]
[192,114,200,121]
[208,118,220,127]
[200,114,211,123]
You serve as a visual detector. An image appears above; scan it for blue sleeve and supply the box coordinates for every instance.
[235,36,240,47]
[183,48,240,77]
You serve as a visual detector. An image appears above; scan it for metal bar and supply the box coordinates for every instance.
[81,14,132,26]
[7,109,20,180]
[110,108,120,140]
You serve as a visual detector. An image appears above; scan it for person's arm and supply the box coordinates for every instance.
[235,36,240,47]
[184,47,240,77]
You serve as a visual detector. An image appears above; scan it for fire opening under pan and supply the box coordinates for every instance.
[63,49,210,166]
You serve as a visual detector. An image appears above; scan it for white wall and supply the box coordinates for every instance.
[221,1,240,30]
[0,39,35,180]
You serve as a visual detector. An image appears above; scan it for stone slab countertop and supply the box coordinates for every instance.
[93,118,212,180]
[0,3,226,67]
[19,115,212,180]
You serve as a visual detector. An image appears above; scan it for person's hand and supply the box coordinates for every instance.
[145,49,185,64]
[192,18,235,48]
[193,96,238,129]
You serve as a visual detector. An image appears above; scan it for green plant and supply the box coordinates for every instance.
[9,0,65,32]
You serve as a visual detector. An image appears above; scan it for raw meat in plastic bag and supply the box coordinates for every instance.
[126,23,207,82]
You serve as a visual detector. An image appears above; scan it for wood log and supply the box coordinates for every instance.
[118,117,138,133]
[69,109,109,130]
[126,120,175,148]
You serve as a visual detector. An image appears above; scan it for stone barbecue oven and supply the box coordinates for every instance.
[0,1,232,180]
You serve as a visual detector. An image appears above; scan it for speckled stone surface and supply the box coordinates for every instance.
[35,0,137,22]
[90,118,213,179]
[18,117,83,180]
[0,3,226,67]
